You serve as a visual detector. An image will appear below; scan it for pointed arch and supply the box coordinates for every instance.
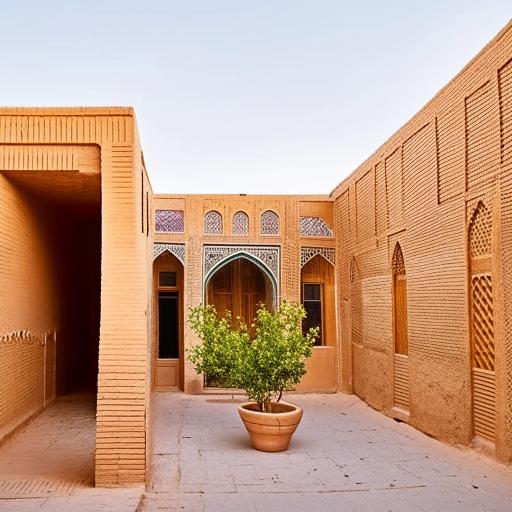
[204,251,277,307]
[232,211,249,235]
[469,201,492,258]
[261,210,280,235]
[392,242,408,356]
[392,242,405,276]
[204,210,223,235]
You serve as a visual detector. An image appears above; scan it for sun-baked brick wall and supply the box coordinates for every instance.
[0,173,58,442]
[332,21,512,462]
[152,194,336,394]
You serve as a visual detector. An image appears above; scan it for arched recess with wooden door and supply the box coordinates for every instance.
[205,253,276,324]
[153,251,185,391]
[392,242,410,412]
[468,201,496,443]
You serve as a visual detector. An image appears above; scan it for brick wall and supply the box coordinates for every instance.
[0,174,58,442]
[331,21,512,462]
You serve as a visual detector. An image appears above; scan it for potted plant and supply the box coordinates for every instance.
[188,300,318,452]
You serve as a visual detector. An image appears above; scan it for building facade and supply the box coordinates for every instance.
[1,21,512,486]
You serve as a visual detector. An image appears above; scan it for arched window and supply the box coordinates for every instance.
[261,210,279,235]
[204,210,223,235]
[468,201,495,442]
[232,211,249,236]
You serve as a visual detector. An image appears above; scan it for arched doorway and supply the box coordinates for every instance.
[206,256,274,329]
[153,251,184,390]
[468,201,495,442]
[392,242,410,411]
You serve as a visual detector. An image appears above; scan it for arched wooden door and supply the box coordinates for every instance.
[469,202,495,442]
[207,257,273,330]
[392,243,410,411]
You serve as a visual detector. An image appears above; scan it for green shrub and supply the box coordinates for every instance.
[187,300,318,412]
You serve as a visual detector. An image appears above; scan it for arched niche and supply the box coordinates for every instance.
[300,254,335,346]
[153,250,185,391]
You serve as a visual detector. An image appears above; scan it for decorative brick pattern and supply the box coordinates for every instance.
[153,243,185,264]
[232,211,249,235]
[261,210,279,235]
[204,210,223,234]
[300,216,333,237]
[301,247,335,268]
[155,210,184,233]
[203,245,279,287]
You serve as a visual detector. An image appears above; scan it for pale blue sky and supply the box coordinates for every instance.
[1,1,510,194]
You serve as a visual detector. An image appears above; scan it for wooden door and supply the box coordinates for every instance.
[208,258,268,328]
[392,244,410,411]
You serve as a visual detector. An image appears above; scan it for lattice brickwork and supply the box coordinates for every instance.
[204,210,223,235]
[232,211,249,235]
[155,210,184,232]
[470,203,492,258]
[392,243,405,275]
[301,247,335,268]
[300,216,333,237]
[471,275,495,371]
[261,210,279,235]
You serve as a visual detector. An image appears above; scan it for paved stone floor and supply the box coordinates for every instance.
[143,393,512,512]
[0,396,142,512]
[1,393,511,511]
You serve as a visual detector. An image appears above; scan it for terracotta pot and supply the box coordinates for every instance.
[238,401,303,452]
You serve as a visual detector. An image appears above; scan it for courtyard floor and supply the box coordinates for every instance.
[0,393,511,511]
[142,393,512,511]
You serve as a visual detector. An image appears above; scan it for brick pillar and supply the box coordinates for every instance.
[95,141,148,486]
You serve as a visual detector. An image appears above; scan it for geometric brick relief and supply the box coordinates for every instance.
[465,82,498,190]
[155,210,184,233]
[385,148,403,230]
[204,210,223,235]
[0,144,100,173]
[300,216,333,237]
[153,243,186,265]
[301,247,335,268]
[499,58,512,164]
[436,109,465,203]
[260,210,279,235]
[232,211,249,236]
[471,274,495,371]
[469,201,492,258]
[355,168,375,242]
[203,245,280,288]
